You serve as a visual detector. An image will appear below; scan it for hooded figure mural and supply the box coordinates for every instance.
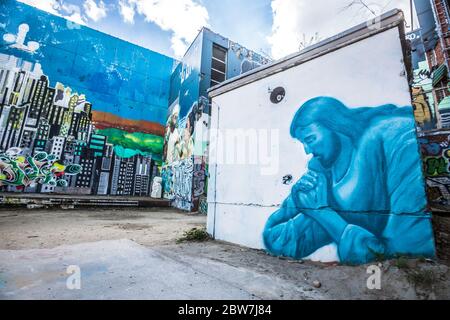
[263,97,436,264]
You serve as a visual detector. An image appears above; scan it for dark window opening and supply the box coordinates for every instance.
[211,69,226,83]
[212,58,226,73]
[211,44,227,87]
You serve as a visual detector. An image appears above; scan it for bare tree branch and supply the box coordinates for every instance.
[340,0,378,16]
[299,33,322,51]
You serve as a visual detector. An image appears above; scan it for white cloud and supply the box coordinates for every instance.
[61,3,88,25]
[124,0,210,58]
[17,0,88,26]
[83,0,107,22]
[17,0,61,15]
[119,0,135,24]
[268,0,415,60]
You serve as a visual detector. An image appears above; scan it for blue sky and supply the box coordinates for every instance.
[17,0,416,60]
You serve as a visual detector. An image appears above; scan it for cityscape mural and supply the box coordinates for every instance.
[0,0,176,196]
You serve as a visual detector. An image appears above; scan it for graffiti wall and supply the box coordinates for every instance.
[0,1,175,195]
[419,131,450,207]
[0,149,81,190]
[163,28,269,211]
[207,16,436,264]
[407,24,450,211]
[407,29,438,132]
[162,156,207,211]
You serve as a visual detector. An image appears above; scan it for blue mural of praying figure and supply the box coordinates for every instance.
[263,97,436,265]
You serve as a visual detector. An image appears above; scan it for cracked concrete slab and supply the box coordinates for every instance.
[0,239,323,300]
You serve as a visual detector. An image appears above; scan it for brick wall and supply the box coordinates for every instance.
[434,0,450,30]
[426,39,446,68]
[427,0,450,70]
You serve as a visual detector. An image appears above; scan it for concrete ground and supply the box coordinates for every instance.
[0,208,449,300]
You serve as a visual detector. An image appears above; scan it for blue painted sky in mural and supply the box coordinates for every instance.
[1,0,176,124]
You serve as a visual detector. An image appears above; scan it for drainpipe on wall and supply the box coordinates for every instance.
[210,100,221,239]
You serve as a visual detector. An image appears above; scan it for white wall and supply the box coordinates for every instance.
[207,27,413,250]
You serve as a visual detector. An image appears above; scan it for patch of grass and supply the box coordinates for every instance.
[375,254,386,263]
[370,250,387,263]
[406,269,437,289]
[176,227,210,244]
[395,256,410,269]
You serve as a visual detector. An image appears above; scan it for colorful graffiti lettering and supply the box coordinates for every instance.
[193,161,206,198]
[419,132,450,206]
[263,97,436,265]
[0,149,81,189]
[162,156,207,212]
[172,157,194,211]
[426,157,449,176]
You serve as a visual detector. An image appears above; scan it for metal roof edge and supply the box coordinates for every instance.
[208,9,405,98]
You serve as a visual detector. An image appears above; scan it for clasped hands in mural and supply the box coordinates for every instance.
[291,167,386,263]
[292,169,327,210]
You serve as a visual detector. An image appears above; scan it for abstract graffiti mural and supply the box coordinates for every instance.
[162,156,207,211]
[263,97,436,264]
[419,131,450,206]
[163,157,193,211]
[172,158,194,211]
[0,1,175,196]
[193,161,206,199]
[0,149,81,190]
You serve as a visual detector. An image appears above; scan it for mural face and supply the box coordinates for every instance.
[0,1,175,195]
[164,97,208,165]
[263,97,436,265]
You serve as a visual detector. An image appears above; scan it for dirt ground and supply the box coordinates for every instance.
[0,208,449,300]
[0,207,205,250]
